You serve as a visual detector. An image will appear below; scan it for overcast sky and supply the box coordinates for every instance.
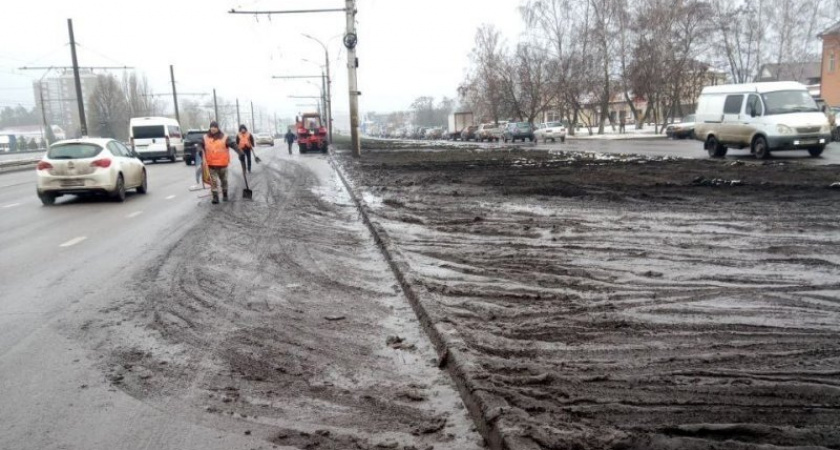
[0,0,525,127]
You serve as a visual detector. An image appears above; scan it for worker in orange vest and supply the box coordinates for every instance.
[236,124,256,174]
[199,120,243,204]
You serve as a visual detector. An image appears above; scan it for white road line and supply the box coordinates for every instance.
[59,236,87,248]
[165,195,176,200]
[2,203,21,208]
[127,211,143,218]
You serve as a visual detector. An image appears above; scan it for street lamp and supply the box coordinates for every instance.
[302,34,333,143]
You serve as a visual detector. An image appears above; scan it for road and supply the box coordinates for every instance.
[0,146,480,450]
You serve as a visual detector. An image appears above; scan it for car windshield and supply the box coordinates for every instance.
[682,115,695,122]
[516,123,530,128]
[186,131,206,140]
[761,90,820,115]
[133,125,166,139]
[47,143,103,160]
[546,122,563,128]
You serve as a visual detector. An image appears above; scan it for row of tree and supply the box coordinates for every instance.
[461,0,835,135]
[87,72,164,141]
[0,106,40,129]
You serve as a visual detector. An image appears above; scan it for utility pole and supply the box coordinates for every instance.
[170,65,180,124]
[236,98,241,128]
[250,101,255,132]
[345,0,360,156]
[213,88,219,122]
[67,19,87,137]
[39,84,49,145]
[321,71,328,127]
[303,34,334,144]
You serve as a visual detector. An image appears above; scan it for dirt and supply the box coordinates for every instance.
[334,147,840,450]
[68,154,483,450]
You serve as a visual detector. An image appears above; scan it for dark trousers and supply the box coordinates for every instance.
[242,148,252,172]
[286,141,293,154]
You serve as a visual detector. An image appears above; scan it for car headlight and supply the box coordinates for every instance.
[820,124,831,134]
[777,124,794,135]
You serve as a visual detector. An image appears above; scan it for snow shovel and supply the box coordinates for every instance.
[240,159,253,200]
[253,148,262,164]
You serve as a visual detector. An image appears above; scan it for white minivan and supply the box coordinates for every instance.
[129,117,184,163]
[694,81,831,159]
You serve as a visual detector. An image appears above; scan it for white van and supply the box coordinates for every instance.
[694,82,830,159]
[129,117,184,163]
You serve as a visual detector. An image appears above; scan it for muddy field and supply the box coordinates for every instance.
[335,148,840,450]
[65,155,482,450]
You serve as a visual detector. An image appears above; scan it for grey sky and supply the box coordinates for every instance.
[0,0,525,126]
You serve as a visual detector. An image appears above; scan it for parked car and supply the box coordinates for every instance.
[476,123,502,142]
[460,125,479,141]
[36,138,147,205]
[255,133,274,146]
[695,81,830,159]
[503,122,535,142]
[666,114,696,139]
[534,121,567,143]
[129,116,184,163]
[424,127,443,140]
[183,129,205,165]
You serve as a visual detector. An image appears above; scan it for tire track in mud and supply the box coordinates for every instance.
[335,149,840,450]
[69,152,484,450]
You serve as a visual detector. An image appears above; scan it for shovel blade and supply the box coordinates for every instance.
[242,188,253,200]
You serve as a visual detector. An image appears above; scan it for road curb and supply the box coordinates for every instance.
[328,153,527,450]
[0,159,38,174]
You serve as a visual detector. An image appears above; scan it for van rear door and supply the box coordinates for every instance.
[132,125,167,155]
[721,94,745,144]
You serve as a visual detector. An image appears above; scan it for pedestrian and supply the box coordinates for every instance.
[198,121,243,205]
[193,143,204,189]
[284,127,296,155]
[619,116,626,134]
[236,125,255,173]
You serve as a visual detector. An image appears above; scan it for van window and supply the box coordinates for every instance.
[723,95,744,114]
[747,94,763,116]
[168,126,182,138]
[132,125,166,139]
[761,90,820,115]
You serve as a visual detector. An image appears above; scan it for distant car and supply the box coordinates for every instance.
[424,127,443,140]
[476,123,502,142]
[460,125,479,141]
[36,138,147,205]
[255,133,274,146]
[183,129,205,165]
[534,121,567,143]
[503,122,535,142]
[666,114,696,139]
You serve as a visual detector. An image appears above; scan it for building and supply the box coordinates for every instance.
[820,21,840,106]
[755,62,822,85]
[33,69,97,137]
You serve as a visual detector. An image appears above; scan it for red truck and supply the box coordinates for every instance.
[297,113,328,153]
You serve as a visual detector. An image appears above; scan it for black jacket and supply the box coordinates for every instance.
[284,131,296,143]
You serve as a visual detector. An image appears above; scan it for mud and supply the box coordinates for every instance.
[334,148,840,450]
[68,154,483,450]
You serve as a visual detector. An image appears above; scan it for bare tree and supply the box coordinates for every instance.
[123,72,162,118]
[88,74,128,140]
[463,25,511,124]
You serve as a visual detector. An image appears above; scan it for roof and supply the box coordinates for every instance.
[52,137,114,146]
[819,21,840,37]
[701,81,808,95]
[755,62,821,84]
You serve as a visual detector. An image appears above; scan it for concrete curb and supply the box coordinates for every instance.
[0,159,38,174]
[327,152,530,450]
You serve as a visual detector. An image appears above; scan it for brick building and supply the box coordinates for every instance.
[819,21,840,106]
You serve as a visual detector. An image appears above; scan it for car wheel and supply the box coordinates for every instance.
[112,174,126,202]
[137,170,148,194]
[185,157,192,166]
[706,136,727,158]
[688,130,696,140]
[808,146,825,157]
[299,143,307,154]
[38,192,56,206]
[753,136,771,159]
[561,136,566,143]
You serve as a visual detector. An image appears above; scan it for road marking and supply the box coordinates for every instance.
[2,203,21,208]
[127,211,143,218]
[59,236,87,248]
[166,195,176,200]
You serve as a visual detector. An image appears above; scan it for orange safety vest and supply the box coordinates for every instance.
[238,131,252,150]
[204,134,230,167]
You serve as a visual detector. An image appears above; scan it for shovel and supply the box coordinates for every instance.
[240,159,253,200]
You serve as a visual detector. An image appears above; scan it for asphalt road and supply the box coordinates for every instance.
[0,144,480,450]
[536,136,840,164]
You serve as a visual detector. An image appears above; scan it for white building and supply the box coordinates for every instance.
[33,69,97,137]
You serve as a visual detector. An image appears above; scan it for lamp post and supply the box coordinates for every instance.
[302,34,333,144]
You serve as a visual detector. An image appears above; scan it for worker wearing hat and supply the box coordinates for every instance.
[198,120,243,204]
[236,124,256,173]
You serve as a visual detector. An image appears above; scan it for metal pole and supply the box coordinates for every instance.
[236,98,241,128]
[170,65,180,124]
[321,71,327,127]
[325,48,333,143]
[67,19,87,137]
[250,101,255,132]
[345,0,360,156]
[39,83,48,145]
[213,89,219,123]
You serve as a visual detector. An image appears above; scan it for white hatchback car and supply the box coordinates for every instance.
[36,138,147,205]
[255,133,274,146]
[534,121,568,143]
